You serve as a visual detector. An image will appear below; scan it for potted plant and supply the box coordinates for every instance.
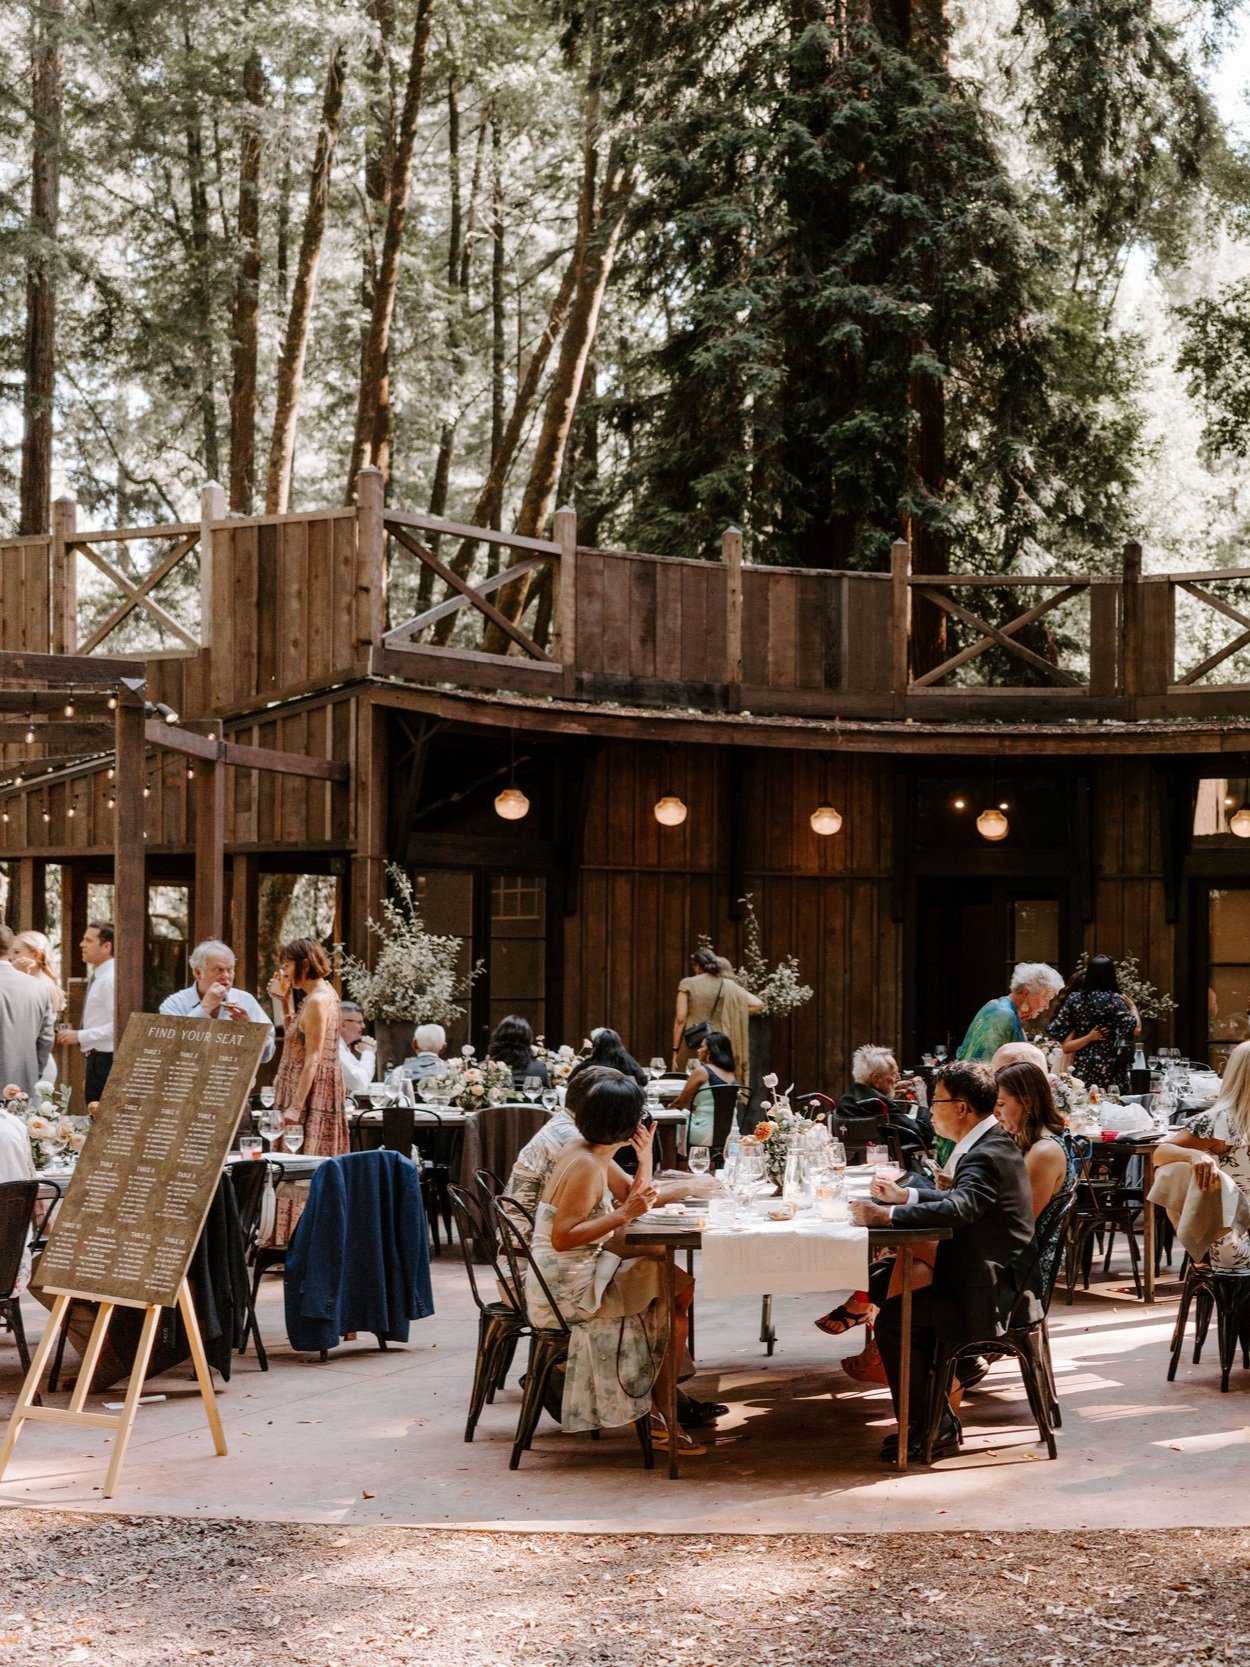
[337,864,483,1070]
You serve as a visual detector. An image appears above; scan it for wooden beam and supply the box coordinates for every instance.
[144,720,220,760]
[76,533,200,655]
[350,697,388,964]
[193,756,226,942]
[221,740,348,781]
[113,700,146,1037]
[384,556,543,641]
[383,507,559,557]
[50,498,77,655]
[0,650,144,682]
[231,853,260,992]
[1121,541,1141,702]
[199,483,225,657]
[355,467,387,658]
[723,525,743,690]
[1177,626,1250,688]
[891,540,910,697]
[553,506,578,669]
[75,540,200,653]
[387,524,552,662]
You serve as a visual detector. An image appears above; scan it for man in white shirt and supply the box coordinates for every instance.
[338,1001,377,1096]
[56,920,115,1103]
[158,939,275,1062]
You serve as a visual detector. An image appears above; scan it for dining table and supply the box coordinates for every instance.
[624,1212,952,1477]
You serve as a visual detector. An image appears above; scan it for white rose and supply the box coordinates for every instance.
[27,1115,55,1140]
[763,1072,779,1089]
[33,1080,53,1098]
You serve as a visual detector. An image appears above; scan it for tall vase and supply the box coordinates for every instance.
[374,1019,416,1075]
[748,1012,771,1114]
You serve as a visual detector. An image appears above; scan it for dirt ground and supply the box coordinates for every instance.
[0,1514,1245,1666]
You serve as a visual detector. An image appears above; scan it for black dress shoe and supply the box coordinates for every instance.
[880,1419,961,1463]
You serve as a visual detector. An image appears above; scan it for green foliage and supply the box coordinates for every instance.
[1177,280,1250,461]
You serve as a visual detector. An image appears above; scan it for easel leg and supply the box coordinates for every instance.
[177,1281,227,1457]
[68,1302,116,1414]
[0,1293,70,1480]
[102,1305,162,1499]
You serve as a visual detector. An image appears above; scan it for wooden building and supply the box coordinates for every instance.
[3,471,1250,1092]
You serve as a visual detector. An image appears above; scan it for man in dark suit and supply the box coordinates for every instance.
[849,1060,1039,1463]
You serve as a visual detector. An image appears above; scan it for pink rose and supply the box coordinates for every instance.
[2,1084,21,1099]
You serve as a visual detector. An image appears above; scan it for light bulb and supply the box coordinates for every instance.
[64,699,75,718]
[653,795,688,827]
[953,798,966,810]
[977,807,1009,842]
[107,694,118,711]
[494,785,530,820]
[41,807,49,823]
[1231,808,1250,839]
[809,802,843,836]
[187,764,196,781]
[24,724,35,744]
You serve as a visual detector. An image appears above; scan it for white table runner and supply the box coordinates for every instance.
[698,1219,868,1300]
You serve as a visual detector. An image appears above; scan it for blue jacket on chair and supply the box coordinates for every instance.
[283,1149,434,1353]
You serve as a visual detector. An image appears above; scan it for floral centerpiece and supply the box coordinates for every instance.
[433,1052,521,1112]
[1048,1072,1088,1121]
[532,1037,583,1086]
[751,1072,804,1187]
[5,1079,89,1170]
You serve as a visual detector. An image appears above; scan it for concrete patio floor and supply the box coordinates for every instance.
[2,1255,1247,1534]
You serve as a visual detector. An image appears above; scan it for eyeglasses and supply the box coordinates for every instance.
[931,1096,971,1112]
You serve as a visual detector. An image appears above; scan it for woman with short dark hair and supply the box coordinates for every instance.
[528,1074,702,1453]
[268,936,346,1155]
[1045,954,1140,1091]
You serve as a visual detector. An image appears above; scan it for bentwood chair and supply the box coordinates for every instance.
[490,1194,654,1472]
[922,1187,1077,1465]
[0,1180,39,1383]
[1168,1255,1250,1391]
[448,1183,528,1440]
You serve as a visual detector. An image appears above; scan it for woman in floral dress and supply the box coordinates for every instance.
[527,1073,700,1452]
[1045,954,1139,1092]
[268,937,347,1157]
[1154,1040,1250,1270]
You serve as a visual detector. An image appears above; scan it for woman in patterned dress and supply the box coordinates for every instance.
[268,937,347,1157]
[527,1073,701,1453]
[1154,1040,1250,1270]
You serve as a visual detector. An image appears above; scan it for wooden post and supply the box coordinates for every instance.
[113,696,146,1032]
[350,695,387,965]
[355,466,387,661]
[50,496,76,654]
[1121,540,1141,702]
[722,525,743,694]
[14,858,40,931]
[891,539,911,702]
[199,482,226,655]
[193,752,226,943]
[231,853,260,992]
[552,505,578,670]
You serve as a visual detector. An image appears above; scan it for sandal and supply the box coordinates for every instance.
[841,1340,889,1385]
[649,1416,708,1456]
[815,1302,870,1337]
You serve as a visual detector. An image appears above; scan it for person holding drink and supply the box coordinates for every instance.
[267,937,347,1157]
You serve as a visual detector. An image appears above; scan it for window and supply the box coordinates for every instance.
[490,875,543,920]
[1208,888,1250,1067]
[1012,898,1060,968]
[1194,778,1250,837]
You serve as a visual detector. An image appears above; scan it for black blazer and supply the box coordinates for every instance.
[889,1122,1041,1347]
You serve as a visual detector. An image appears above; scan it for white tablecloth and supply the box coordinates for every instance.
[698,1219,868,1300]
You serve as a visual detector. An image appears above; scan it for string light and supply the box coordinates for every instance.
[63,689,75,719]
[107,694,118,711]
[107,765,115,781]
[40,803,50,824]
[24,714,35,745]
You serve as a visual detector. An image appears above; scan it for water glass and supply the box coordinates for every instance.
[815,1179,849,1223]
[827,1139,846,1177]
[866,1143,890,1167]
[259,1086,275,1110]
[523,1080,542,1104]
[281,1125,305,1155]
[238,1136,262,1161]
[541,1088,558,1113]
[688,1145,711,1177]
[649,1058,666,1080]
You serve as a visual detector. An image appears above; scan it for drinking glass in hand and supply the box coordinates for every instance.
[688,1145,711,1177]
[281,1124,305,1155]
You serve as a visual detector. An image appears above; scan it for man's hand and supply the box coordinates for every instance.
[849,1199,890,1227]
[201,980,230,1015]
[56,1027,78,1048]
[870,1173,909,1205]
[1192,1151,1221,1192]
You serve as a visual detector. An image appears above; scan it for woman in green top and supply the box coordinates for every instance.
[956,962,1064,1062]
[672,1029,738,1149]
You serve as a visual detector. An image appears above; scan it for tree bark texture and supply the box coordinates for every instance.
[228,49,265,514]
[19,0,62,536]
[344,0,437,499]
[182,19,222,484]
[362,0,395,484]
[265,43,349,514]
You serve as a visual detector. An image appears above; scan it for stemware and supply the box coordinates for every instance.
[826,1138,847,1177]
[281,1125,305,1155]
[523,1079,542,1105]
[649,1057,666,1081]
[259,1109,285,1152]
[934,1043,948,1064]
[688,1144,711,1177]
[541,1087,559,1113]
[259,1086,276,1111]
[367,1082,389,1111]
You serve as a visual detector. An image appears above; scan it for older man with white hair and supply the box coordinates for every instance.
[159,939,275,1062]
[957,962,1063,1064]
[401,1022,448,1079]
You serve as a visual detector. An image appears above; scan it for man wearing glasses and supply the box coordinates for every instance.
[849,1060,1039,1463]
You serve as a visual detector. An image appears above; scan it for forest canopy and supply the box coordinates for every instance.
[2,0,1249,578]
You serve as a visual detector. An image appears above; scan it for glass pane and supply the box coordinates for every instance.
[1195,777,1250,837]
[1210,889,1250,962]
[147,883,189,1010]
[1013,898,1059,965]
[1208,968,1250,1045]
[490,873,546,1041]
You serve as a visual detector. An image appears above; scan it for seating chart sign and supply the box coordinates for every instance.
[34,1014,268,1308]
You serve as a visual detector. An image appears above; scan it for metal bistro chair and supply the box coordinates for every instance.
[490,1193,654,1472]
[707,1081,744,1167]
[228,1157,284,1370]
[472,1168,507,1262]
[1168,1253,1250,1392]
[448,1183,529,1441]
[0,1179,40,1382]
[381,1101,450,1257]
[922,1186,1078,1465]
[1063,1142,1145,1302]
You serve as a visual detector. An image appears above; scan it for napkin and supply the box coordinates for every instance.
[1148,1163,1250,1262]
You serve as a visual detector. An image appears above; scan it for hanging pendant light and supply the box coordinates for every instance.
[977,806,1009,842]
[653,794,688,827]
[809,751,843,836]
[494,731,530,821]
[1231,807,1250,838]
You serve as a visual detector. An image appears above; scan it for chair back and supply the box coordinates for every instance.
[227,1158,283,1255]
[473,1168,505,1257]
[708,1081,741,1158]
[1010,1185,1079,1324]
[490,1194,568,1335]
[0,1179,38,1299]
[448,1182,517,1318]
[382,1102,420,1156]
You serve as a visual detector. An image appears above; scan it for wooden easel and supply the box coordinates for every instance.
[0,1280,226,1498]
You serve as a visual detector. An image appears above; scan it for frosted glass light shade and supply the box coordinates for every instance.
[810,802,843,836]
[494,786,530,820]
[654,795,688,827]
[976,807,1009,842]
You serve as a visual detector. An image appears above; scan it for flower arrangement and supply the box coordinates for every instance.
[724,894,814,1020]
[1048,1073,1088,1120]
[338,863,484,1024]
[532,1038,583,1085]
[433,1053,520,1111]
[753,1072,801,1186]
[1071,951,1177,1025]
[4,1079,88,1170]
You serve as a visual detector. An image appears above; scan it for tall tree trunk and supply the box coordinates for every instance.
[362,0,395,483]
[228,49,265,513]
[344,0,437,499]
[182,14,221,483]
[19,0,62,536]
[490,120,506,468]
[265,44,349,514]
[276,83,293,305]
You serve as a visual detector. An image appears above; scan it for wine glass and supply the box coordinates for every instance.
[826,1138,846,1179]
[688,1144,711,1177]
[281,1124,305,1155]
[649,1057,666,1081]
[367,1082,388,1111]
[934,1043,948,1064]
[259,1086,275,1111]
[541,1088,558,1113]
[259,1108,284,1152]
[40,1132,67,1169]
[523,1079,542,1105]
